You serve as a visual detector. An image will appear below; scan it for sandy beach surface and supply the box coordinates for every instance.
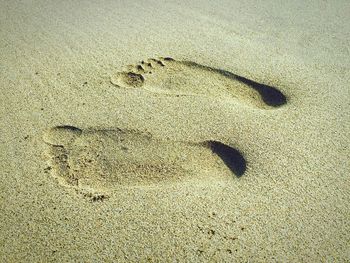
[1,0,349,262]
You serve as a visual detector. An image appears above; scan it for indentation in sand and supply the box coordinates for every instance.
[43,126,246,197]
[111,57,286,109]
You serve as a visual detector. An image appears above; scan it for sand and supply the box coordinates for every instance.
[1,0,349,262]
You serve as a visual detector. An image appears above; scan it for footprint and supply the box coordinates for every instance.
[43,126,246,196]
[110,57,286,109]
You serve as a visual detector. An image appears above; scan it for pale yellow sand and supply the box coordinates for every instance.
[1,0,349,262]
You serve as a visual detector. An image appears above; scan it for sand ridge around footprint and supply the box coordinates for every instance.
[43,126,246,199]
[111,57,286,109]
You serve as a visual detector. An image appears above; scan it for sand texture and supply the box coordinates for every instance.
[1,0,349,262]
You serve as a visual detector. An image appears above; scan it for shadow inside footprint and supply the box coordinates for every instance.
[43,126,247,196]
[233,75,287,107]
[207,141,246,177]
[112,57,287,109]
[182,61,287,107]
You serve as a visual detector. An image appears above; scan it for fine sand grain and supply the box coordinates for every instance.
[1,0,349,262]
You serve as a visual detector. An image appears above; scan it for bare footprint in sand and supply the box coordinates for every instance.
[110,57,286,109]
[43,126,246,198]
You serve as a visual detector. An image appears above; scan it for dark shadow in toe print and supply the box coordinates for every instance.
[207,141,246,177]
